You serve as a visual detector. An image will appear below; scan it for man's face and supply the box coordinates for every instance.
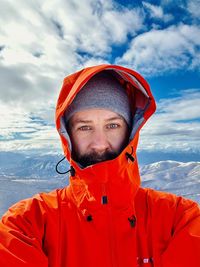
[67,109,130,167]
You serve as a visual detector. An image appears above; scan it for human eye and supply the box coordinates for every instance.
[107,123,120,129]
[78,125,92,131]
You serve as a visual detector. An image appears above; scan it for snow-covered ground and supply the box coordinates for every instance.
[140,160,200,203]
[0,153,199,216]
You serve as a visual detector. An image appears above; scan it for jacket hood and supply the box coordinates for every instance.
[56,64,156,166]
[55,64,156,213]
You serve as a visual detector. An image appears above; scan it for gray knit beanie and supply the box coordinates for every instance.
[64,71,132,127]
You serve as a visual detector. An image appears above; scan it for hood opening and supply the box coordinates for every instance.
[56,65,155,168]
[60,69,150,145]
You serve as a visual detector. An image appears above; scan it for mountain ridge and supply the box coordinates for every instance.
[0,152,199,216]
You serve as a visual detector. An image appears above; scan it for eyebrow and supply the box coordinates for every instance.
[105,116,124,122]
[73,119,93,124]
[73,116,124,124]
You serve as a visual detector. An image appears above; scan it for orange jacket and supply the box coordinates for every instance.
[0,64,200,267]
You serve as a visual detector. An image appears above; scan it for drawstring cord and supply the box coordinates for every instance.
[56,146,134,175]
[126,146,135,162]
[56,153,135,224]
[55,156,75,176]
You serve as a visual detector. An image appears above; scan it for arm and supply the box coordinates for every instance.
[0,196,48,267]
[161,197,200,267]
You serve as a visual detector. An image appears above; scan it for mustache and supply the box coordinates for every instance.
[74,150,119,168]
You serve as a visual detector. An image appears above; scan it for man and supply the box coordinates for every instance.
[0,64,200,267]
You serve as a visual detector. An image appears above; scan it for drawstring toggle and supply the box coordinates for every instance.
[128,215,136,228]
[86,215,93,222]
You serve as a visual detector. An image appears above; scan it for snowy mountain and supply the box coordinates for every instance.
[0,152,69,216]
[0,152,199,216]
[0,152,69,179]
[140,160,200,203]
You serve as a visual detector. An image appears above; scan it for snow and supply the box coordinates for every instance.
[0,153,199,217]
[140,160,200,203]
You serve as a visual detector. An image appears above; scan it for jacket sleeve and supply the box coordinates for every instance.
[0,195,48,267]
[161,197,200,267]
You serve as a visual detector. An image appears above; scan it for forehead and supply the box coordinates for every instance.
[70,108,124,124]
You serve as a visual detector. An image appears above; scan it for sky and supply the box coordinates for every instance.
[0,0,200,164]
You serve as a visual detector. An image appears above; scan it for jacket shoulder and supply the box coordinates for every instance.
[1,187,68,222]
[135,188,200,266]
[135,187,200,239]
[136,187,199,212]
[0,189,69,266]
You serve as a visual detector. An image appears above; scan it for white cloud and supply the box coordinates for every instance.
[41,0,144,54]
[143,1,163,18]
[0,0,200,155]
[116,24,200,76]
[139,89,200,153]
[187,0,200,18]
[142,1,173,22]
[0,101,60,152]
[0,0,144,107]
[0,0,145,152]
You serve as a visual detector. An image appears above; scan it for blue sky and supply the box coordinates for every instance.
[0,0,200,164]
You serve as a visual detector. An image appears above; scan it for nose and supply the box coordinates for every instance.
[90,130,109,153]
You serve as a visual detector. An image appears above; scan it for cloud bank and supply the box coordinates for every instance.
[139,89,200,153]
[0,0,200,155]
[117,24,200,76]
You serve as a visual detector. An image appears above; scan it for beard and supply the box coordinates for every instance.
[72,150,119,168]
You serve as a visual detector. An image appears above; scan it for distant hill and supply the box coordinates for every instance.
[0,151,68,179]
[140,160,200,203]
[0,152,199,216]
[0,152,68,215]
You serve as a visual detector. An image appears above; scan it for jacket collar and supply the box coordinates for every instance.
[66,133,141,214]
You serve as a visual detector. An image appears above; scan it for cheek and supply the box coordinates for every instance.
[70,132,90,155]
[108,130,128,150]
